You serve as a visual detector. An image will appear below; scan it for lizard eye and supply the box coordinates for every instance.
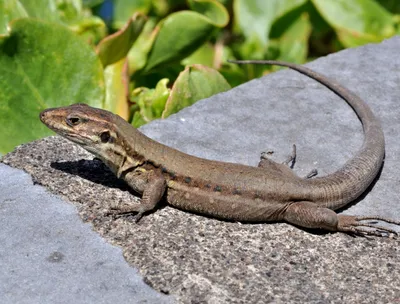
[66,116,81,126]
[100,131,111,143]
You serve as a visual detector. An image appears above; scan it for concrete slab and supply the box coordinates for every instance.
[0,164,173,304]
[2,37,400,303]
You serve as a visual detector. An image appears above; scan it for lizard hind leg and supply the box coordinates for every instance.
[259,144,315,179]
[283,201,399,237]
[258,151,300,179]
[282,144,297,168]
[259,144,297,168]
[281,144,318,178]
[259,144,318,179]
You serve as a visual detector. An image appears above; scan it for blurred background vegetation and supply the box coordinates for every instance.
[1,0,399,154]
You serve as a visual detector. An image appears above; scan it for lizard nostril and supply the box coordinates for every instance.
[39,111,46,122]
[40,109,51,123]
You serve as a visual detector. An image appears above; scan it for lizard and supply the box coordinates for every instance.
[39,60,400,237]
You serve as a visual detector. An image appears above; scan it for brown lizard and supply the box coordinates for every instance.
[40,60,400,236]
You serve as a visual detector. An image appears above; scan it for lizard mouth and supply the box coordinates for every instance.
[39,109,90,146]
[62,133,89,146]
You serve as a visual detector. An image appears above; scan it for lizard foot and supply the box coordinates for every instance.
[260,146,318,179]
[282,144,296,168]
[260,150,274,159]
[259,145,298,176]
[105,209,145,223]
[283,202,399,237]
[337,215,400,237]
[304,169,318,179]
[260,144,296,168]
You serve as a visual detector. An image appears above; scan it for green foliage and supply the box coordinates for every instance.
[234,0,308,58]
[162,64,231,119]
[97,13,146,67]
[131,78,171,127]
[312,0,396,47]
[0,0,399,153]
[113,0,152,29]
[7,0,106,42]
[0,18,104,154]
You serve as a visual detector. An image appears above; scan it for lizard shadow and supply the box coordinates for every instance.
[50,159,168,215]
[51,159,131,191]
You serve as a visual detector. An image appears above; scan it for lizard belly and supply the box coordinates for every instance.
[166,182,287,222]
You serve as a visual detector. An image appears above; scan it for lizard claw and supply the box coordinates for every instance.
[337,215,400,237]
[104,209,128,219]
[105,208,145,223]
[132,212,144,223]
[260,150,274,159]
[282,144,296,168]
[304,169,318,179]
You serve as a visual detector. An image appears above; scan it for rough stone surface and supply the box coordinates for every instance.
[2,37,400,303]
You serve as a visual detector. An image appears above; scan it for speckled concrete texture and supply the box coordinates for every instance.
[2,37,400,303]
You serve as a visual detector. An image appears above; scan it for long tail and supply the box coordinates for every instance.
[229,60,385,208]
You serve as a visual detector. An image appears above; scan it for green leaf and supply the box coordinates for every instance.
[113,0,151,29]
[131,110,147,128]
[151,0,172,16]
[162,64,231,118]
[144,1,229,71]
[0,19,104,154]
[18,0,60,22]
[233,0,307,58]
[181,42,215,67]
[218,46,247,87]
[96,13,146,67]
[54,0,83,23]
[188,0,229,27]
[127,18,159,75]
[16,0,106,43]
[104,58,130,120]
[377,0,400,14]
[0,0,28,35]
[68,15,106,44]
[131,78,170,127]
[275,12,312,63]
[304,0,337,54]
[312,0,396,47]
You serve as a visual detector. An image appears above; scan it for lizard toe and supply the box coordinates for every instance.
[337,215,399,237]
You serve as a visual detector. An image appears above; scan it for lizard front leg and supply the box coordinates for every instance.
[283,201,400,236]
[110,170,167,222]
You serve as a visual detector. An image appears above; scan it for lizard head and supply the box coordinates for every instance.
[40,103,122,161]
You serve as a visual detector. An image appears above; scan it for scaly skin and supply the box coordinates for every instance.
[40,60,400,236]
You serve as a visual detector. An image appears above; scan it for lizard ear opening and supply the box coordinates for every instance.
[100,131,111,143]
